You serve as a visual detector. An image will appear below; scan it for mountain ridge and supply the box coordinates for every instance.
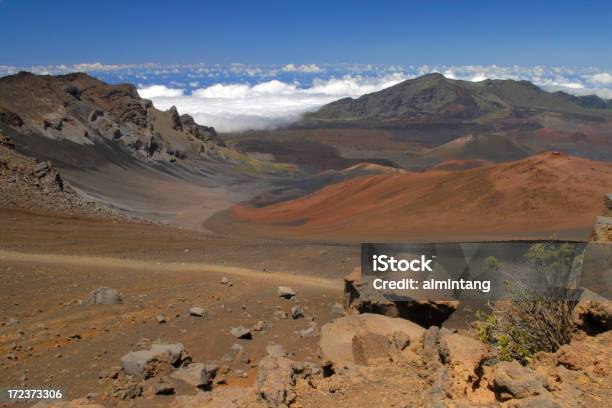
[302,73,611,126]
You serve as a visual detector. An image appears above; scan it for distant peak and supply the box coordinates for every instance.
[417,72,447,81]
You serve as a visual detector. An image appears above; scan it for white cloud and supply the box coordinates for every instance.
[137,65,612,133]
[282,64,322,73]
[470,74,488,82]
[553,81,584,89]
[138,85,185,98]
[591,72,612,84]
[3,62,612,132]
[73,62,127,72]
[139,74,407,133]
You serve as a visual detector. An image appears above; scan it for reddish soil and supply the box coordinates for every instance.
[0,210,359,406]
[222,152,612,242]
[428,159,493,171]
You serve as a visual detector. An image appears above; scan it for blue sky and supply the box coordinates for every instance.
[2,1,611,133]
[1,0,611,67]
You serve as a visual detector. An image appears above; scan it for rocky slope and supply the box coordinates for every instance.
[0,71,220,162]
[0,132,119,218]
[0,72,297,226]
[555,91,612,110]
[33,311,610,408]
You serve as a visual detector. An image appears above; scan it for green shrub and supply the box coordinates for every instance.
[475,243,580,365]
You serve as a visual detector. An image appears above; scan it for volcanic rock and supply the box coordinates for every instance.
[189,306,206,317]
[85,287,122,305]
[171,362,218,388]
[120,343,187,379]
[320,313,424,366]
[278,286,296,299]
[290,305,304,319]
[256,355,298,407]
[230,326,252,339]
[491,361,547,399]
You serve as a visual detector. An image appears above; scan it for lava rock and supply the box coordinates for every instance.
[189,307,206,317]
[290,305,304,319]
[230,326,252,339]
[278,286,296,299]
[85,287,122,305]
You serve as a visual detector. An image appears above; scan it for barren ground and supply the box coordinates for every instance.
[0,210,359,406]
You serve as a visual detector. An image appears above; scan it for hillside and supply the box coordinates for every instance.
[302,73,609,126]
[0,132,120,217]
[222,152,612,241]
[0,72,223,162]
[416,133,528,164]
[0,72,297,227]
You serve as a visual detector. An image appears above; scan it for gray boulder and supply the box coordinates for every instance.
[85,287,122,305]
[492,360,546,399]
[274,310,288,320]
[257,355,297,407]
[189,307,206,317]
[171,362,219,388]
[296,323,319,338]
[278,286,296,299]
[230,326,252,339]
[320,313,424,366]
[290,305,304,319]
[120,343,187,379]
[152,379,175,395]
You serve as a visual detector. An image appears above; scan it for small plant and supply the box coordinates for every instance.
[475,243,581,365]
[484,255,502,273]
[475,308,534,364]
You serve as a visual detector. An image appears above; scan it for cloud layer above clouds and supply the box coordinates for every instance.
[1,62,611,132]
[138,74,406,132]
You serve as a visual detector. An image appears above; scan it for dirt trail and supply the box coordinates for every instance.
[0,211,354,405]
[0,250,343,291]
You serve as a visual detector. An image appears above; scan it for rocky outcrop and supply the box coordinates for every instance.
[0,72,222,162]
[319,313,424,366]
[0,107,24,127]
[180,113,219,143]
[256,355,298,406]
[84,287,123,305]
[572,300,611,335]
[170,362,219,389]
[120,343,190,379]
[491,361,547,399]
[0,133,116,217]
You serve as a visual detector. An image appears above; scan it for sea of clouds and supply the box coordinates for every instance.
[2,63,611,132]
